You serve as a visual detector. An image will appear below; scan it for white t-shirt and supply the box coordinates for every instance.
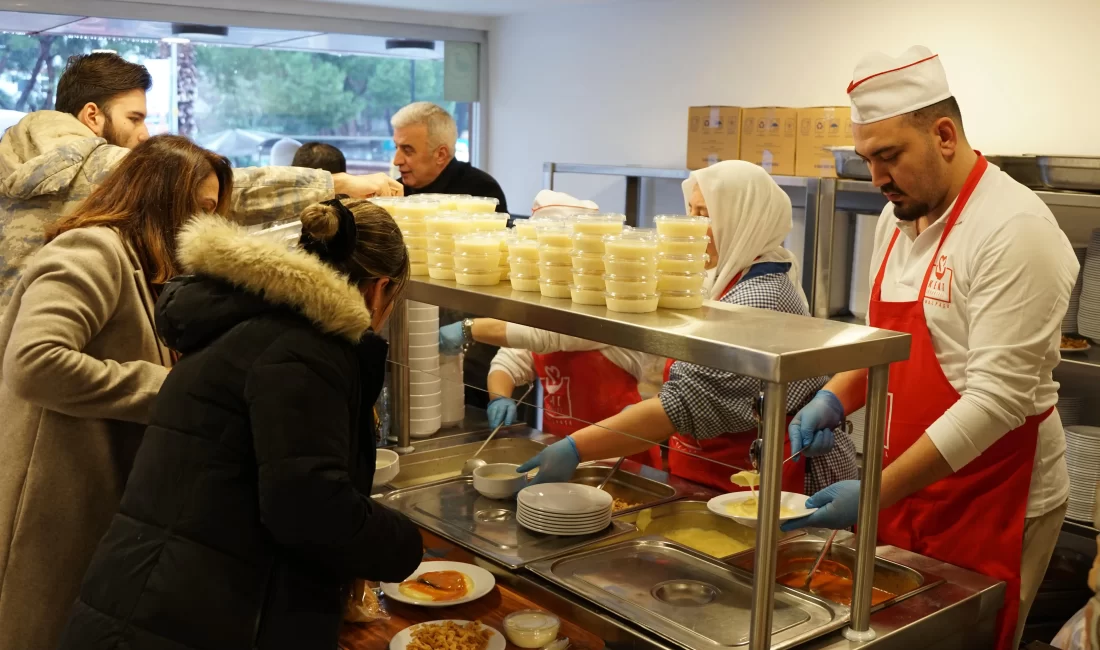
[867,162,1078,518]
[488,324,663,397]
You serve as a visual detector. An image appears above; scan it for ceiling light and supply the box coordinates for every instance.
[171,23,228,39]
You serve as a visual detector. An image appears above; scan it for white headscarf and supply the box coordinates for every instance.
[683,161,807,306]
[530,189,599,220]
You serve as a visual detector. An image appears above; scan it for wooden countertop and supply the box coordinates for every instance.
[339,530,605,650]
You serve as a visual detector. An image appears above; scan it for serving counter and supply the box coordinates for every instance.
[368,278,1003,649]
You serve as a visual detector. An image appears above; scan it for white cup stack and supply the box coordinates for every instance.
[507,234,541,292]
[655,216,711,310]
[453,196,501,214]
[536,221,575,299]
[603,230,660,313]
[389,198,440,277]
[407,301,442,438]
[1064,247,1087,334]
[426,212,476,281]
[568,213,625,306]
[1077,229,1100,339]
[439,352,465,428]
[453,232,505,286]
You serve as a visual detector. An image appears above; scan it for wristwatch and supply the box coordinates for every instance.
[461,318,475,352]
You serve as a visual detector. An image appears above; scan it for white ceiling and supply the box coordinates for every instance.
[293,0,632,17]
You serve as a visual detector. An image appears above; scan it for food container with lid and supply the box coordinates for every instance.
[509,259,541,277]
[453,252,501,272]
[657,252,709,273]
[539,279,571,299]
[604,274,658,295]
[427,264,456,281]
[603,230,658,258]
[407,247,428,264]
[539,262,573,284]
[425,213,474,236]
[569,284,606,305]
[454,232,504,255]
[426,251,453,268]
[572,212,626,236]
[455,269,502,286]
[409,262,429,276]
[396,217,428,234]
[515,220,539,240]
[415,193,460,211]
[392,198,441,220]
[572,269,606,290]
[510,273,541,292]
[428,235,456,253]
[454,196,500,214]
[467,212,510,231]
[605,291,659,313]
[538,245,573,266]
[572,232,608,254]
[658,234,710,256]
[571,252,605,273]
[403,233,428,249]
[503,610,561,648]
[368,196,400,216]
[603,254,658,277]
[535,222,574,249]
[657,271,707,293]
[508,237,539,259]
[655,214,710,238]
[659,289,707,309]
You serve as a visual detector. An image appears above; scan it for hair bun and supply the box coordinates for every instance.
[300,202,341,241]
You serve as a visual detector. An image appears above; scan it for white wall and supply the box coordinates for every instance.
[487,0,1100,215]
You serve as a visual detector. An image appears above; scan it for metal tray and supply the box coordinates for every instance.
[375,475,634,569]
[728,538,943,610]
[603,500,802,560]
[986,155,1044,189]
[1038,156,1100,192]
[387,436,546,488]
[527,537,846,649]
[571,466,678,514]
[828,146,871,180]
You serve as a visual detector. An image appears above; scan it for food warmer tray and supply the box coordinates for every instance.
[986,155,1044,189]
[1037,156,1100,192]
[828,146,871,180]
[375,476,635,569]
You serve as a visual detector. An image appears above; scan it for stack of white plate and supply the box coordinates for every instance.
[408,302,441,438]
[439,352,465,427]
[1064,247,1087,334]
[516,483,613,536]
[848,407,866,455]
[1058,394,1083,427]
[1065,426,1100,522]
[1077,230,1100,339]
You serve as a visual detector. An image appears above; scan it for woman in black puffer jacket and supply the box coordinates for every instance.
[58,198,423,650]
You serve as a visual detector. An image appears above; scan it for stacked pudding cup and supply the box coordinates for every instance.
[655,215,711,309]
[507,233,541,292]
[569,213,626,306]
[416,193,460,211]
[390,198,441,277]
[453,232,505,286]
[535,221,575,298]
[466,212,512,280]
[426,212,476,280]
[454,195,501,213]
[602,230,660,313]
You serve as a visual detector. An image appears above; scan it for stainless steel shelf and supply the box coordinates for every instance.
[836,178,1100,210]
[408,277,910,383]
[1063,518,1099,538]
[542,162,816,190]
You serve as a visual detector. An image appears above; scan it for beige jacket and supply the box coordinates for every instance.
[0,111,335,310]
[0,226,172,650]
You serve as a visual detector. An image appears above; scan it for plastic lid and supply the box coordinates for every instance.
[456,195,501,204]
[535,221,574,232]
[603,291,659,299]
[602,253,659,263]
[539,261,572,268]
[510,272,540,280]
[654,214,710,224]
[571,268,604,276]
[573,212,626,223]
[656,270,708,278]
[604,273,657,281]
[603,230,656,242]
[539,278,569,285]
[657,234,712,242]
[658,252,711,261]
[454,232,506,242]
[454,268,500,275]
[454,250,500,259]
[503,610,561,632]
[660,288,708,296]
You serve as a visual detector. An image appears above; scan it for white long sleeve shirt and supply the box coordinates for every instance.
[867,162,1078,518]
[488,324,662,397]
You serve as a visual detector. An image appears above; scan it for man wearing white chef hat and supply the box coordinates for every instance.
[783,45,1079,650]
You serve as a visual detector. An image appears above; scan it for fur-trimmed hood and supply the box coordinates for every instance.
[156,215,372,351]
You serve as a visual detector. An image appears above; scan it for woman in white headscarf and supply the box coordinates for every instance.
[517,161,857,494]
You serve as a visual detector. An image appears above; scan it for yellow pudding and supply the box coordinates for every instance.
[604,232,658,258]
[571,253,605,273]
[454,234,503,256]
[396,217,428,234]
[571,270,606,289]
[538,246,573,265]
[726,496,796,518]
[425,215,475,236]
[658,235,710,256]
[369,197,400,216]
[467,212,509,231]
[515,222,538,239]
[454,196,500,213]
[428,235,455,253]
[569,285,606,305]
[657,271,707,292]
[404,234,428,249]
[455,270,502,286]
[410,263,429,276]
[654,215,710,238]
[399,200,442,220]
[605,292,659,313]
[664,527,750,558]
[539,263,573,283]
[426,251,453,267]
[572,213,626,236]
[509,260,541,277]
[428,266,456,281]
[536,224,574,249]
[659,291,706,309]
[510,274,541,292]
[539,280,571,298]
[453,253,501,272]
[508,239,540,260]
[730,470,760,488]
[603,255,658,277]
[657,253,710,273]
[407,248,428,264]
[572,233,607,254]
[416,193,460,211]
[604,274,658,295]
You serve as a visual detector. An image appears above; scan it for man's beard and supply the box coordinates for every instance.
[102,115,126,148]
[882,182,930,222]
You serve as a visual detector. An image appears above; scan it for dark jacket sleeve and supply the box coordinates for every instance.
[244,333,422,582]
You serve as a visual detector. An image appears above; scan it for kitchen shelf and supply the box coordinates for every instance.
[1063,519,1099,539]
[407,277,910,383]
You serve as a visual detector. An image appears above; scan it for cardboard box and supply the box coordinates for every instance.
[738,107,799,176]
[795,106,854,177]
[686,106,742,170]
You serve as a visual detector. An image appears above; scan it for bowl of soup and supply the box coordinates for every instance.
[473,463,528,499]
[373,449,400,488]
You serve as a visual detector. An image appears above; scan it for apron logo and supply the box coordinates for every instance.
[925,256,953,306]
[542,366,573,422]
[934,254,948,279]
[543,366,564,395]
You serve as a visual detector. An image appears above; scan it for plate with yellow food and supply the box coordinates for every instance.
[380,561,495,607]
[389,619,505,650]
[706,491,816,528]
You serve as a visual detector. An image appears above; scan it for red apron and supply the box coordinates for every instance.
[870,154,1047,650]
[533,350,662,468]
[664,270,805,493]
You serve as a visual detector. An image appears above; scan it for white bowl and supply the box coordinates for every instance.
[408,342,440,359]
[409,391,441,408]
[408,331,438,347]
[409,370,441,383]
[408,319,439,335]
[373,449,400,488]
[707,491,816,528]
[410,378,443,396]
[410,415,441,437]
[408,355,440,371]
[517,482,613,515]
[473,463,527,499]
[411,404,442,419]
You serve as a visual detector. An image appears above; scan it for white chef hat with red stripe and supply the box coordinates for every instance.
[847,45,953,124]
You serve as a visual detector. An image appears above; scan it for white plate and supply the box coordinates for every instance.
[389,620,505,650]
[1060,342,1092,352]
[380,561,495,607]
[517,516,610,536]
[707,491,816,528]
[516,507,613,525]
[517,483,613,515]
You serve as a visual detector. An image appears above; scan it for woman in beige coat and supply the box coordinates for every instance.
[0,135,232,650]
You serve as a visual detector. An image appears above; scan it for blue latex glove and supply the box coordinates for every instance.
[517,437,581,485]
[438,322,465,356]
[487,397,517,428]
[787,389,844,459]
[781,480,861,531]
